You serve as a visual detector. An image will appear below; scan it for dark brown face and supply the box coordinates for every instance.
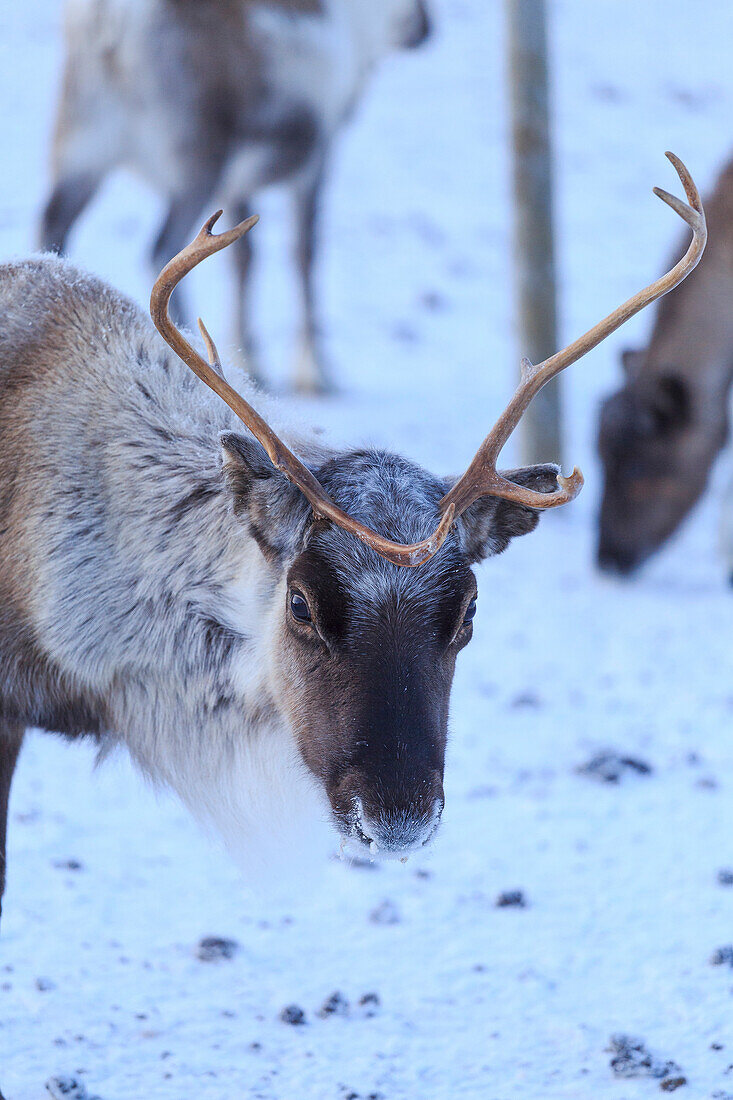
[597,372,719,575]
[221,435,560,857]
[272,537,475,856]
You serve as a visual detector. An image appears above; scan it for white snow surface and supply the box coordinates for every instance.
[3,1,733,1097]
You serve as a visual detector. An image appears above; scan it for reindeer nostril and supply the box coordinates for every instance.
[351,797,382,853]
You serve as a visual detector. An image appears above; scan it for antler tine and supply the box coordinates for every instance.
[197,317,226,381]
[150,156,705,568]
[150,211,339,498]
[441,152,707,517]
[150,213,458,567]
[657,150,704,216]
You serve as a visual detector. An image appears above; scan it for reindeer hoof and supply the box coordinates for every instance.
[292,341,336,396]
[293,373,337,397]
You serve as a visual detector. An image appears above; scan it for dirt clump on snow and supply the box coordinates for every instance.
[607,1034,685,1087]
[317,990,350,1018]
[495,889,527,908]
[339,1089,384,1100]
[280,1003,307,1025]
[45,1079,102,1100]
[369,899,401,925]
[577,752,653,783]
[196,936,239,962]
[51,859,84,871]
[357,992,381,1017]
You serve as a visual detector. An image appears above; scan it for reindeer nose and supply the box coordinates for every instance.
[360,800,443,854]
[354,783,444,855]
[331,767,445,855]
[400,4,431,49]
[597,542,641,576]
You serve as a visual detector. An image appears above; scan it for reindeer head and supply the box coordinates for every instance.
[150,152,705,855]
[219,435,557,854]
[597,356,719,575]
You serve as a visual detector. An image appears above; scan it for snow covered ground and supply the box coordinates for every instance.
[3,1,733,1097]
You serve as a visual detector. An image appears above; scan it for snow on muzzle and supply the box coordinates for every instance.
[339,782,445,857]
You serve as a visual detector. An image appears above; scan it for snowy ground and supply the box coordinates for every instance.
[3,1,733,1097]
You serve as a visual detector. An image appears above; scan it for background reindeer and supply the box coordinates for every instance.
[0,158,704,933]
[38,0,432,393]
[597,156,733,578]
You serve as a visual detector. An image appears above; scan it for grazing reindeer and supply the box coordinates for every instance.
[598,156,733,577]
[0,156,703,932]
[39,0,432,392]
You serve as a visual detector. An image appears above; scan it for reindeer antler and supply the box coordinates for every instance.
[441,152,706,517]
[150,153,706,567]
[150,211,455,566]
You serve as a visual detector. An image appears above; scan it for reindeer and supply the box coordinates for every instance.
[0,156,704,936]
[38,0,432,393]
[598,156,733,577]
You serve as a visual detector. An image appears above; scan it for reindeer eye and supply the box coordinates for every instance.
[289,590,312,623]
[463,597,477,625]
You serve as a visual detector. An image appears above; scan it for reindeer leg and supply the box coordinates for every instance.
[151,173,221,327]
[0,723,24,926]
[229,198,266,388]
[38,41,116,256]
[290,158,334,394]
[39,171,105,255]
[719,466,733,586]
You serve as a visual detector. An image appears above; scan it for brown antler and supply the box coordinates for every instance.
[150,152,706,568]
[150,211,455,567]
[441,151,706,516]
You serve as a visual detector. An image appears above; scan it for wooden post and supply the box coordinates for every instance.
[506,0,562,465]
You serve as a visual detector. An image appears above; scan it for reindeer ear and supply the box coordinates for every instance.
[220,432,310,562]
[448,464,560,564]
